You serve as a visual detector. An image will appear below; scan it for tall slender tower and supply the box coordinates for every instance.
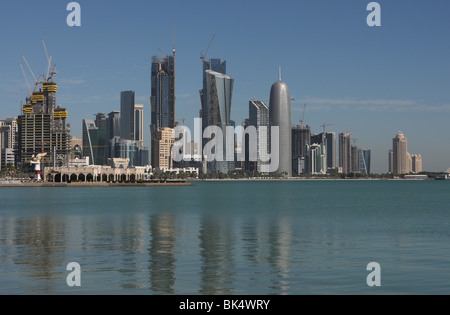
[269,70,292,177]
[339,133,352,173]
[393,131,408,174]
[150,34,176,169]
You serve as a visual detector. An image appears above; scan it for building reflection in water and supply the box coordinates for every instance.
[239,216,293,295]
[148,215,176,294]
[0,216,67,293]
[199,215,235,294]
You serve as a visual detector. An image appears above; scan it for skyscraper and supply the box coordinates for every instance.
[17,77,71,168]
[411,154,422,173]
[339,133,352,174]
[392,132,408,175]
[134,104,144,147]
[358,149,371,174]
[200,58,227,153]
[120,91,135,141]
[150,48,176,169]
[292,124,311,175]
[82,118,106,165]
[106,111,120,160]
[269,74,292,177]
[203,69,234,174]
[249,100,270,174]
[388,149,393,174]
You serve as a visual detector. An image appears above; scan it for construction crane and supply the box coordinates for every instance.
[19,64,32,96]
[158,48,165,59]
[177,118,186,126]
[41,38,57,82]
[200,34,216,64]
[321,123,334,135]
[21,54,40,92]
[300,104,306,127]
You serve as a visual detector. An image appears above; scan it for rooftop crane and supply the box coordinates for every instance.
[41,38,57,82]
[19,64,32,96]
[158,48,165,59]
[200,34,216,64]
[320,123,334,143]
[300,103,306,127]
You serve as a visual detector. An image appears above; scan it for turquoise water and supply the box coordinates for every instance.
[0,180,449,295]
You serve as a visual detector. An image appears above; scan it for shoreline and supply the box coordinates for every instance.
[0,181,194,187]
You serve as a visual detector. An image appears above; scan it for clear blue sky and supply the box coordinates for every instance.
[1,0,449,173]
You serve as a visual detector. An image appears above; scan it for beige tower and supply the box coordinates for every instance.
[152,127,174,169]
[393,132,408,175]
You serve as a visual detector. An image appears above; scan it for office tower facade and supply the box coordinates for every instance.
[17,78,71,168]
[392,132,408,175]
[358,149,371,174]
[200,58,227,151]
[388,150,393,174]
[292,124,311,175]
[269,77,292,177]
[307,143,326,175]
[152,127,175,169]
[120,91,136,141]
[310,132,335,171]
[351,145,359,173]
[82,119,106,165]
[0,119,18,169]
[249,100,270,174]
[339,133,352,174]
[113,139,139,167]
[106,111,121,159]
[202,70,234,174]
[135,104,144,147]
[151,50,176,169]
[411,154,422,173]
[326,132,336,170]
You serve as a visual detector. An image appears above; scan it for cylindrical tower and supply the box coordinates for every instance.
[269,78,292,177]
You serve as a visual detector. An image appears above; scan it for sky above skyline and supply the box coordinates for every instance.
[1,0,449,173]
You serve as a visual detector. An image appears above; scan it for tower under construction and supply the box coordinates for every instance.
[17,43,71,168]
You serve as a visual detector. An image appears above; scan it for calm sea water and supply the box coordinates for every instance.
[0,180,449,295]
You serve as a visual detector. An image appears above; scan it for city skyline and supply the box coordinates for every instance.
[1,1,450,173]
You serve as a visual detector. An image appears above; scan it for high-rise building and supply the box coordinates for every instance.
[306,143,326,175]
[411,154,422,173]
[388,149,393,174]
[1,119,18,169]
[358,149,371,174]
[292,124,311,175]
[152,127,175,169]
[392,132,408,175]
[150,48,176,169]
[326,132,336,170]
[203,70,234,174]
[407,152,412,174]
[17,77,71,168]
[134,104,144,147]
[199,58,226,152]
[249,100,270,174]
[82,119,106,165]
[339,133,352,174]
[106,111,120,159]
[269,75,292,177]
[120,91,136,141]
[351,145,359,173]
[310,131,335,171]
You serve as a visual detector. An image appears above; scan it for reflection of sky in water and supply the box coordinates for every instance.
[1,181,450,294]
